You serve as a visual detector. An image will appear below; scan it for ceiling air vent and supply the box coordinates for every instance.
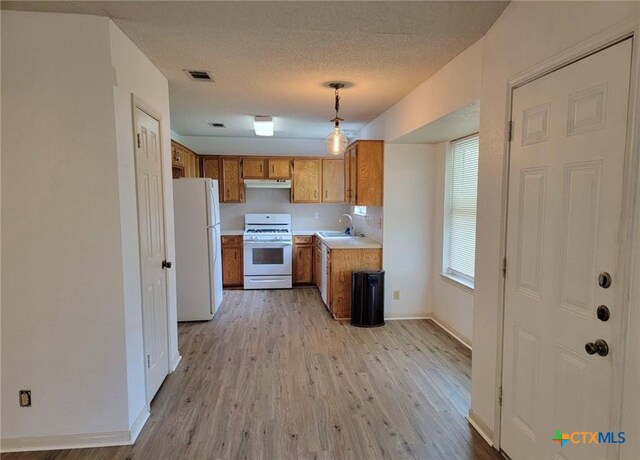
[184,69,214,82]
[210,123,225,128]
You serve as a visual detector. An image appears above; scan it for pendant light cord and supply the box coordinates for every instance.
[334,87,340,128]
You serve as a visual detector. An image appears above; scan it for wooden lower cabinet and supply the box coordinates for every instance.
[221,236,243,287]
[293,236,314,285]
[327,248,382,320]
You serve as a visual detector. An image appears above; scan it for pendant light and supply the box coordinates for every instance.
[325,82,348,156]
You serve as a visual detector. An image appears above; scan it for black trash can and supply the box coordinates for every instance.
[351,270,385,327]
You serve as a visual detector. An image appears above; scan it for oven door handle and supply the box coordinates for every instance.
[243,241,292,247]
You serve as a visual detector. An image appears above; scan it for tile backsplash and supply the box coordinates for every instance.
[220,188,349,231]
[352,206,383,243]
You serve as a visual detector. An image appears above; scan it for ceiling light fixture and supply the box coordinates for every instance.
[253,116,274,136]
[325,82,348,156]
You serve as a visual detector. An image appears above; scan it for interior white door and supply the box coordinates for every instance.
[134,106,169,402]
[502,39,632,460]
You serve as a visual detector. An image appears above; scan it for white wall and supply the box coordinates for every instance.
[382,145,435,319]
[109,21,177,427]
[472,1,640,442]
[1,11,175,449]
[1,11,129,440]
[430,143,474,346]
[220,188,348,231]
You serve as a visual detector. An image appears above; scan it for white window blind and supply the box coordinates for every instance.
[445,135,479,283]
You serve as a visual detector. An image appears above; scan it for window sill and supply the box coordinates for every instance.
[440,273,474,294]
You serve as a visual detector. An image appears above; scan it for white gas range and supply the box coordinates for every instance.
[243,214,293,289]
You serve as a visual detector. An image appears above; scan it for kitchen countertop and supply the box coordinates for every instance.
[220,229,244,236]
[314,233,382,250]
[221,229,382,249]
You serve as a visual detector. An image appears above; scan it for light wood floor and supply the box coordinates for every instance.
[4,288,500,460]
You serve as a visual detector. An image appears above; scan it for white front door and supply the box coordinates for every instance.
[502,39,632,459]
[134,106,169,402]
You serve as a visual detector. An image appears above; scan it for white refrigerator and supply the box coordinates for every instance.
[173,178,223,321]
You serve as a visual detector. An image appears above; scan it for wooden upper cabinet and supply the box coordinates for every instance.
[243,158,267,179]
[268,158,291,179]
[171,140,201,178]
[322,159,345,203]
[345,140,383,206]
[201,157,220,180]
[171,143,184,167]
[292,159,321,203]
[220,157,245,203]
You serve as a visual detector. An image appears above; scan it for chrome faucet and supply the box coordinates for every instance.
[339,213,355,236]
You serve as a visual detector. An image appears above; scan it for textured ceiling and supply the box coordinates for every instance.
[2,1,508,139]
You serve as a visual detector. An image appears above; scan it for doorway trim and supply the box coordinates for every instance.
[493,17,640,455]
[131,94,172,407]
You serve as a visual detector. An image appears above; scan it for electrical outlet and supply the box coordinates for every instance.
[19,390,31,407]
[393,290,400,301]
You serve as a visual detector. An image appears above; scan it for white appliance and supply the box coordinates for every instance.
[173,178,223,321]
[243,214,293,289]
[320,243,329,305]
[244,179,291,189]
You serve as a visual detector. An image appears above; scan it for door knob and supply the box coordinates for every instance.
[585,339,609,356]
[162,260,172,269]
[596,305,610,322]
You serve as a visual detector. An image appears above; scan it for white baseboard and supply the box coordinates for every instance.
[384,315,432,320]
[1,408,150,453]
[426,315,472,350]
[129,407,150,444]
[170,353,182,373]
[467,409,495,447]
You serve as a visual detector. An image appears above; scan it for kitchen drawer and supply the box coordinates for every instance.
[294,235,313,245]
[221,235,243,246]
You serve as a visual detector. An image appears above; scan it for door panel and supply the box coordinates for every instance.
[501,39,632,459]
[322,159,345,203]
[134,107,169,402]
[292,159,321,202]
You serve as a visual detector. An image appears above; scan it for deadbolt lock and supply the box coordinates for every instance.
[596,305,610,322]
[598,272,612,289]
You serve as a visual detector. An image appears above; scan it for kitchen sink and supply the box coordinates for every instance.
[317,232,361,238]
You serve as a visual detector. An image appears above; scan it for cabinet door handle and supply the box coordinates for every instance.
[259,164,263,173]
[271,164,275,174]
[314,190,317,198]
[325,190,328,199]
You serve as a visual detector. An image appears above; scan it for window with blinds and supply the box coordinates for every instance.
[444,135,479,285]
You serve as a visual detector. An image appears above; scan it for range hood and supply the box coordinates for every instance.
[244,179,291,189]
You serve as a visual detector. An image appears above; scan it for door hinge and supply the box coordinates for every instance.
[499,386,503,406]
[137,133,141,148]
[508,121,513,142]
[502,258,507,278]
[146,354,151,368]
